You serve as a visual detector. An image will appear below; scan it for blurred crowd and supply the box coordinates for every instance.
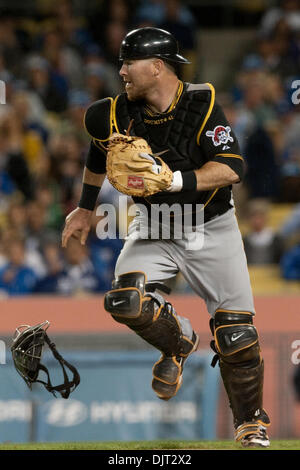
[224,0,300,283]
[0,0,299,297]
[226,0,300,203]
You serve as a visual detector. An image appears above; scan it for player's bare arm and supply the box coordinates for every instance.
[83,167,106,187]
[61,168,106,248]
[167,161,241,194]
[193,161,240,191]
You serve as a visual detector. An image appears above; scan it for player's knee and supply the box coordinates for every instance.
[210,310,261,366]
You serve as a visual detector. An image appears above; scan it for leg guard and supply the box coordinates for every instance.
[104,271,199,399]
[210,310,270,433]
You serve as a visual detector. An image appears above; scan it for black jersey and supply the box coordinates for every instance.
[84,82,245,223]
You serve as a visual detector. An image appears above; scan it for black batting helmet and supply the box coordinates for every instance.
[119,27,190,64]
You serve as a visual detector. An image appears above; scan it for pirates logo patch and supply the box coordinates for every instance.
[205,125,234,147]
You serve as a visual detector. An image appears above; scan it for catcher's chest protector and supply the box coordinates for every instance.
[115,83,213,172]
[84,83,221,208]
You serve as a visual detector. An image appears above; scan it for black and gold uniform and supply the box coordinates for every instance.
[75,26,271,448]
[84,81,244,223]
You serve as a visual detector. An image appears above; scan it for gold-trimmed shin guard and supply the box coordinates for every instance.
[104,271,199,400]
[210,310,270,439]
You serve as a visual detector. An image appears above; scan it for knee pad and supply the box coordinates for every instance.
[211,310,260,365]
[104,271,146,322]
[104,271,195,357]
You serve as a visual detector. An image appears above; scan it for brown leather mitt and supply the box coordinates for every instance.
[106,133,173,197]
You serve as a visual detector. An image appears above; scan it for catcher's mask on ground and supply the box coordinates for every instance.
[11,321,80,399]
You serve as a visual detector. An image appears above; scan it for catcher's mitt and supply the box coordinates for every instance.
[11,320,80,398]
[106,133,173,197]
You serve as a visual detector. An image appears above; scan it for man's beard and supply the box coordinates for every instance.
[126,84,148,102]
[126,89,141,101]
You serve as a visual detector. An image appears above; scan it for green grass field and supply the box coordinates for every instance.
[0,440,299,450]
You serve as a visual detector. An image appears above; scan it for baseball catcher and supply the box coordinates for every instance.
[62,27,270,447]
[11,321,80,398]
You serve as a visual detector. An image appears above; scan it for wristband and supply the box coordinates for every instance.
[167,170,197,193]
[78,183,101,211]
[182,170,197,192]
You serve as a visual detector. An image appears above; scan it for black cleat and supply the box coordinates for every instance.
[152,332,199,400]
[236,423,270,447]
[235,410,271,448]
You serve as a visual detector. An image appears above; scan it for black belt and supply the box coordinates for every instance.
[204,203,231,224]
[141,202,232,230]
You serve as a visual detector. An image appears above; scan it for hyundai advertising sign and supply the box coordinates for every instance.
[0,351,219,443]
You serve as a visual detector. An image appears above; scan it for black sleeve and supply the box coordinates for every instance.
[85,139,107,174]
[199,102,245,181]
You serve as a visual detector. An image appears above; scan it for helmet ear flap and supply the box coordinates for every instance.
[11,321,80,398]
